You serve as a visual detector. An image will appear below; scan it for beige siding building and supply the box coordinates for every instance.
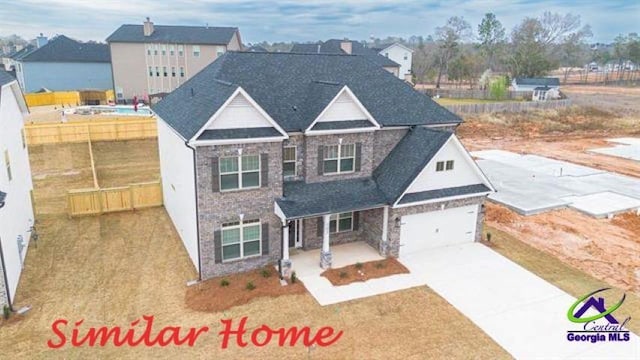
[106,18,242,102]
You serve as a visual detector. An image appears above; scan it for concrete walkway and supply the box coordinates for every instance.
[400,243,640,359]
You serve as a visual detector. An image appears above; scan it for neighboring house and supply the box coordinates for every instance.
[14,35,112,93]
[245,45,268,52]
[0,70,34,309]
[106,18,242,102]
[511,77,560,92]
[4,44,34,75]
[290,39,401,78]
[532,86,560,101]
[153,52,494,281]
[372,43,414,81]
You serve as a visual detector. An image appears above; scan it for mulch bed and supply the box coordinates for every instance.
[321,258,409,286]
[185,266,306,312]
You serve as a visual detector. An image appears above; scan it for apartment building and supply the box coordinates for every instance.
[106,18,242,102]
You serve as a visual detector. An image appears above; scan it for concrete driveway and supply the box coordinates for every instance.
[399,243,640,359]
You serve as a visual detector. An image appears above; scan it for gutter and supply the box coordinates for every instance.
[185,141,203,281]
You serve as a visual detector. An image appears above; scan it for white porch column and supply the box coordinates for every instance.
[280,220,292,279]
[320,214,332,268]
[381,206,389,255]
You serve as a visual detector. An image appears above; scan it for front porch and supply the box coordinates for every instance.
[290,242,383,278]
[289,242,422,306]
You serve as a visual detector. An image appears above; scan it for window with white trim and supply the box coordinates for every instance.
[169,45,175,55]
[146,45,152,55]
[330,212,353,233]
[324,144,355,174]
[163,66,168,77]
[178,45,184,56]
[179,67,185,77]
[283,146,296,178]
[193,45,200,57]
[161,45,166,55]
[219,155,260,191]
[153,44,158,55]
[222,219,261,261]
[148,66,153,77]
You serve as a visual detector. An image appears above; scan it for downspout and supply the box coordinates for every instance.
[0,238,13,311]
[185,141,203,281]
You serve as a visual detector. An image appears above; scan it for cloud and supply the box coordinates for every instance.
[0,0,636,43]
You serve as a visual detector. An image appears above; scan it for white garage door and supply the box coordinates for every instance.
[399,204,478,257]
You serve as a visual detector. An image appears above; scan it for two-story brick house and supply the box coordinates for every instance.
[153,52,494,281]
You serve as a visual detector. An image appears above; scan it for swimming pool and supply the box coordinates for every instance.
[75,105,153,116]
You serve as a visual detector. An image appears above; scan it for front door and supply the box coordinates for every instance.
[288,220,303,248]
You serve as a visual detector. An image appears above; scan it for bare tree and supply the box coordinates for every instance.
[434,16,472,88]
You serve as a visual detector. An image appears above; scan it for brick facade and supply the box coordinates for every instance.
[283,134,305,182]
[195,142,283,279]
[372,129,408,169]
[305,132,375,183]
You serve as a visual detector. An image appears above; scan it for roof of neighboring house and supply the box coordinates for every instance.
[514,77,560,86]
[533,86,552,91]
[374,127,453,203]
[153,52,461,139]
[290,39,399,68]
[0,70,16,87]
[372,42,415,53]
[277,178,388,219]
[106,24,238,45]
[9,44,36,60]
[20,35,110,63]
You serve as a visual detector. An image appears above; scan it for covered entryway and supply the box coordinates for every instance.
[399,204,478,257]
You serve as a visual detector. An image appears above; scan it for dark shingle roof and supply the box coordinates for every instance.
[153,52,461,139]
[198,127,282,140]
[107,24,238,45]
[374,127,453,203]
[398,184,491,204]
[9,45,36,60]
[277,178,387,219]
[0,70,16,87]
[291,40,399,67]
[21,36,110,63]
[514,78,560,86]
[311,120,375,131]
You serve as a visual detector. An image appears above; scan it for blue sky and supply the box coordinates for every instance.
[1,0,638,44]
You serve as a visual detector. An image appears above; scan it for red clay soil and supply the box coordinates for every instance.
[485,203,640,295]
[321,258,409,286]
[185,266,306,312]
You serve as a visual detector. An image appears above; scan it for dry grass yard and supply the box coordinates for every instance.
[0,139,510,359]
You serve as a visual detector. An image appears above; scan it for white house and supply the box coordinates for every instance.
[375,43,414,81]
[0,70,34,309]
[511,77,560,92]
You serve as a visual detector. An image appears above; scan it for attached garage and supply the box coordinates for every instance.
[399,204,478,257]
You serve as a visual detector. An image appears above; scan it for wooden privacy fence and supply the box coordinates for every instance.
[24,118,157,145]
[67,181,163,217]
[24,90,115,107]
[420,88,533,100]
[444,99,572,115]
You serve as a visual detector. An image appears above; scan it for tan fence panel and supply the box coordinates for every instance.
[25,118,157,145]
[67,189,102,216]
[67,181,163,217]
[100,187,133,213]
[444,99,572,115]
[131,182,163,209]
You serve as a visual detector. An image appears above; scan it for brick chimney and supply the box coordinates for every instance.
[340,39,352,54]
[143,17,154,36]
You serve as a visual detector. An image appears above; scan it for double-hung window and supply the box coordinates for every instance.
[169,45,175,55]
[330,212,353,233]
[219,155,260,191]
[148,66,153,77]
[171,67,176,77]
[161,45,166,55]
[221,219,261,261]
[283,146,296,178]
[163,66,168,77]
[178,45,184,56]
[324,144,355,174]
[179,67,185,77]
[193,45,201,57]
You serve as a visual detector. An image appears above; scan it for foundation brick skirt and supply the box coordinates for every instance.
[320,250,332,269]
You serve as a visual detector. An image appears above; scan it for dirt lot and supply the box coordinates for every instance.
[0,139,509,359]
[459,89,640,296]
